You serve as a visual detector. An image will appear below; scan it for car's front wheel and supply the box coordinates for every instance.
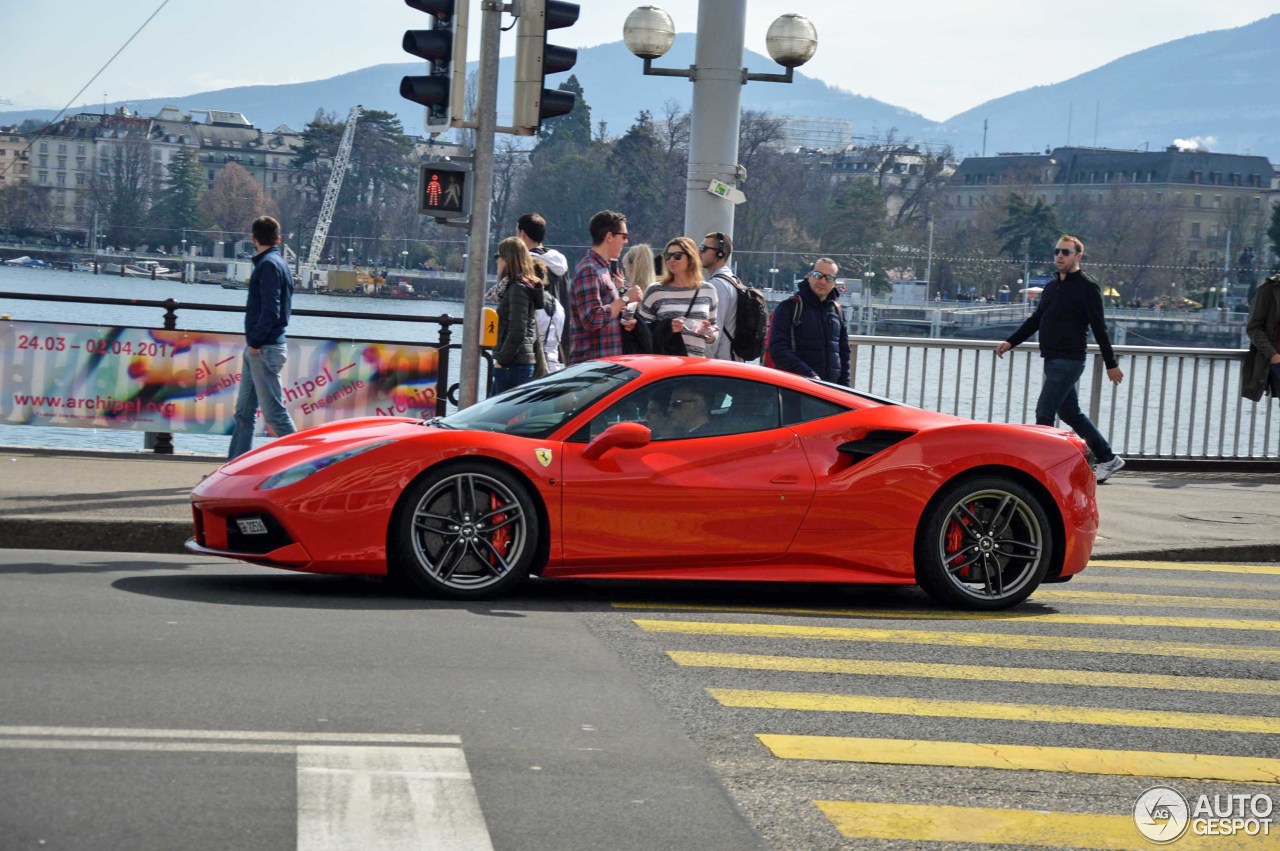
[916,476,1052,609]
[392,463,539,599]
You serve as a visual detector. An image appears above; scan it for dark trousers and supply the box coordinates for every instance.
[1035,358,1115,462]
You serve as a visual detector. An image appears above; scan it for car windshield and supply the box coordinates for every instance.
[434,361,640,438]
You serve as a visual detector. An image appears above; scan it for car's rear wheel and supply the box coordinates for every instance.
[393,463,539,599]
[916,476,1051,610]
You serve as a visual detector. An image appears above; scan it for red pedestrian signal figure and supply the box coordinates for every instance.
[426,173,443,207]
[417,162,469,220]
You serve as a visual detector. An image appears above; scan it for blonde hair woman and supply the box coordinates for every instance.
[623,243,656,292]
[636,236,719,357]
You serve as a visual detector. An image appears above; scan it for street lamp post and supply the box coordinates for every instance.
[401,250,409,271]
[623,3,817,239]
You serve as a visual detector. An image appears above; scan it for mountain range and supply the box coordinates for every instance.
[3,14,1278,160]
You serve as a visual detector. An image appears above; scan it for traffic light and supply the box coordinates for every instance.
[417,161,471,221]
[513,0,580,135]
[400,0,469,133]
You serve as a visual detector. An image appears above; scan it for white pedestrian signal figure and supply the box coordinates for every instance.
[442,176,461,209]
[426,173,443,207]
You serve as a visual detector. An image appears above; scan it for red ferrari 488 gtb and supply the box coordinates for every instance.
[188,357,1098,609]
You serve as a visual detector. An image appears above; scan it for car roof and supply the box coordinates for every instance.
[598,355,890,408]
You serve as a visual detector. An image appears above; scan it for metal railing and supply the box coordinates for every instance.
[850,335,1278,460]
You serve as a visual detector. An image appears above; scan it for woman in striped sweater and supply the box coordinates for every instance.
[635,236,719,357]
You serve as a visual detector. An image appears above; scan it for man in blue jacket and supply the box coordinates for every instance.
[997,234,1125,481]
[767,257,850,385]
[227,215,296,460]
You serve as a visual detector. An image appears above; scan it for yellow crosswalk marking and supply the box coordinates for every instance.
[634,619,1280,663]
[1090,560,1280,576]
[758,734,1280,784]
[617,602,1280,631]
[668,650,1280,696]
[1076,573,1279,591]
[711,688,1280,734]
[1035,588,1280,611]
[816,801,1277,850]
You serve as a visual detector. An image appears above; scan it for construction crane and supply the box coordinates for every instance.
[305,104,362,269]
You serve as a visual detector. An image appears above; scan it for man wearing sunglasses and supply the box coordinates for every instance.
[766,258,850,385]
[567,209,642,364]
[997,235,1126,482]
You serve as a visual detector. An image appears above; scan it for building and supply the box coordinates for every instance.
[0,127,29,188]
[947,145,1276,268]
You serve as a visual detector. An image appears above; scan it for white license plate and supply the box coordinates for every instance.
[235,517,269,535]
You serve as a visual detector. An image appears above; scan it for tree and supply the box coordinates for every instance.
[91,138,155,247]
[535,75,592,154]
[0,184,54,236]
[823,179,887,258]
[995,194,1058,260]
[607,112,667,245]
[200,162,276,238]
[148,145,206,245]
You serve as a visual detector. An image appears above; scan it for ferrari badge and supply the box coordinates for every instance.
[535,448,553,467]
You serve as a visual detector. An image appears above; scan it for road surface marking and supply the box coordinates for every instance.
[1074,573,1278,591]
[297,745,493,851]
[0,726,460,744]
[711,688,1280,735]
[616,603,1280,631]
[757,734,1280,784]
[815,801,1276,850]
[1089,560,1280,576]
[1034,588,1280,611]
[634,619,1280,663]
[668,650,1280,696]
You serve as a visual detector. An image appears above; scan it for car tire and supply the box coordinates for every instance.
[915,475,1052,610]
[392,463,539,599]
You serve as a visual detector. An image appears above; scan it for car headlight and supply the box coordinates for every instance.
[258,440,393,490]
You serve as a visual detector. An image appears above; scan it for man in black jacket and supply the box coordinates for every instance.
[997,235,1125,481]
[767,257,850,385]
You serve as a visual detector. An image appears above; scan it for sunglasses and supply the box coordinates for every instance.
[1054,248,1077,256]
[612,231,629,239]
[809,271,837,282]
[669,398,701,408]
[698,245,715,253]
[664,251,687,261]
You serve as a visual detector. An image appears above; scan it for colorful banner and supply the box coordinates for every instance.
[0,320,441,434]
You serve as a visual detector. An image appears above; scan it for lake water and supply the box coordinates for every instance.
[0,265,469,456]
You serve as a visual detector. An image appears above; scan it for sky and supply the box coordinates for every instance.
[2,1,1276,121]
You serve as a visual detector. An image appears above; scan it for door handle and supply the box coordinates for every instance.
[770,474,799,484]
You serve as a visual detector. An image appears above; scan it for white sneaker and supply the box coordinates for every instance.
[1095,455,1125,482]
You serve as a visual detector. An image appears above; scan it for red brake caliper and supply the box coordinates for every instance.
[487,492,511,566]
[945,506,973,578]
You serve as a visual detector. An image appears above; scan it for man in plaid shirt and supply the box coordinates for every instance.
[568,210,642,364]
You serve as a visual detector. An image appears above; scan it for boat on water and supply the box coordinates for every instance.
[2,256,52,269]
[101,261,179,279]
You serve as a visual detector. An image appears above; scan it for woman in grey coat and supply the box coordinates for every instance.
[491,236,544,395]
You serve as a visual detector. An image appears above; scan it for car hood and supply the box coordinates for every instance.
[217,417,444,477]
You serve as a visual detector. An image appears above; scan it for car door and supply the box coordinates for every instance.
[557,376,815,569]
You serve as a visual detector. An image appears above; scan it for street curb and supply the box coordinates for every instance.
[1096,544,1280,564]
[0,518,191,555]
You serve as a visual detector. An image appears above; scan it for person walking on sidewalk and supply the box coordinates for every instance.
[1241,272,1280,402]
[996,234,1125,481]
[227,216,297,460]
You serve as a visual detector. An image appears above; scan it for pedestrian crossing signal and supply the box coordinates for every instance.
[418,162,470,221]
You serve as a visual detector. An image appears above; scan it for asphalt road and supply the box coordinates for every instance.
[2,551,1278,850]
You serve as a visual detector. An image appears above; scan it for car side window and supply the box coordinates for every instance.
[779,388,849,426]
[575,377,783,441]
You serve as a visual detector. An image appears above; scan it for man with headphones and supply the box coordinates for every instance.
[700,231,738,360]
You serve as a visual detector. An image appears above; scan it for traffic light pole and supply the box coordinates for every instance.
[457,0,503,409]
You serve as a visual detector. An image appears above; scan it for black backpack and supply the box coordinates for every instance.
[719,271,769,361]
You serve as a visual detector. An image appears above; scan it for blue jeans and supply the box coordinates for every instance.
[490,363,535,396]
[1036,358,1114,462]
[228,344,296,460]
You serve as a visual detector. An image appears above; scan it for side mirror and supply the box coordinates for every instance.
[582,421,651,461]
